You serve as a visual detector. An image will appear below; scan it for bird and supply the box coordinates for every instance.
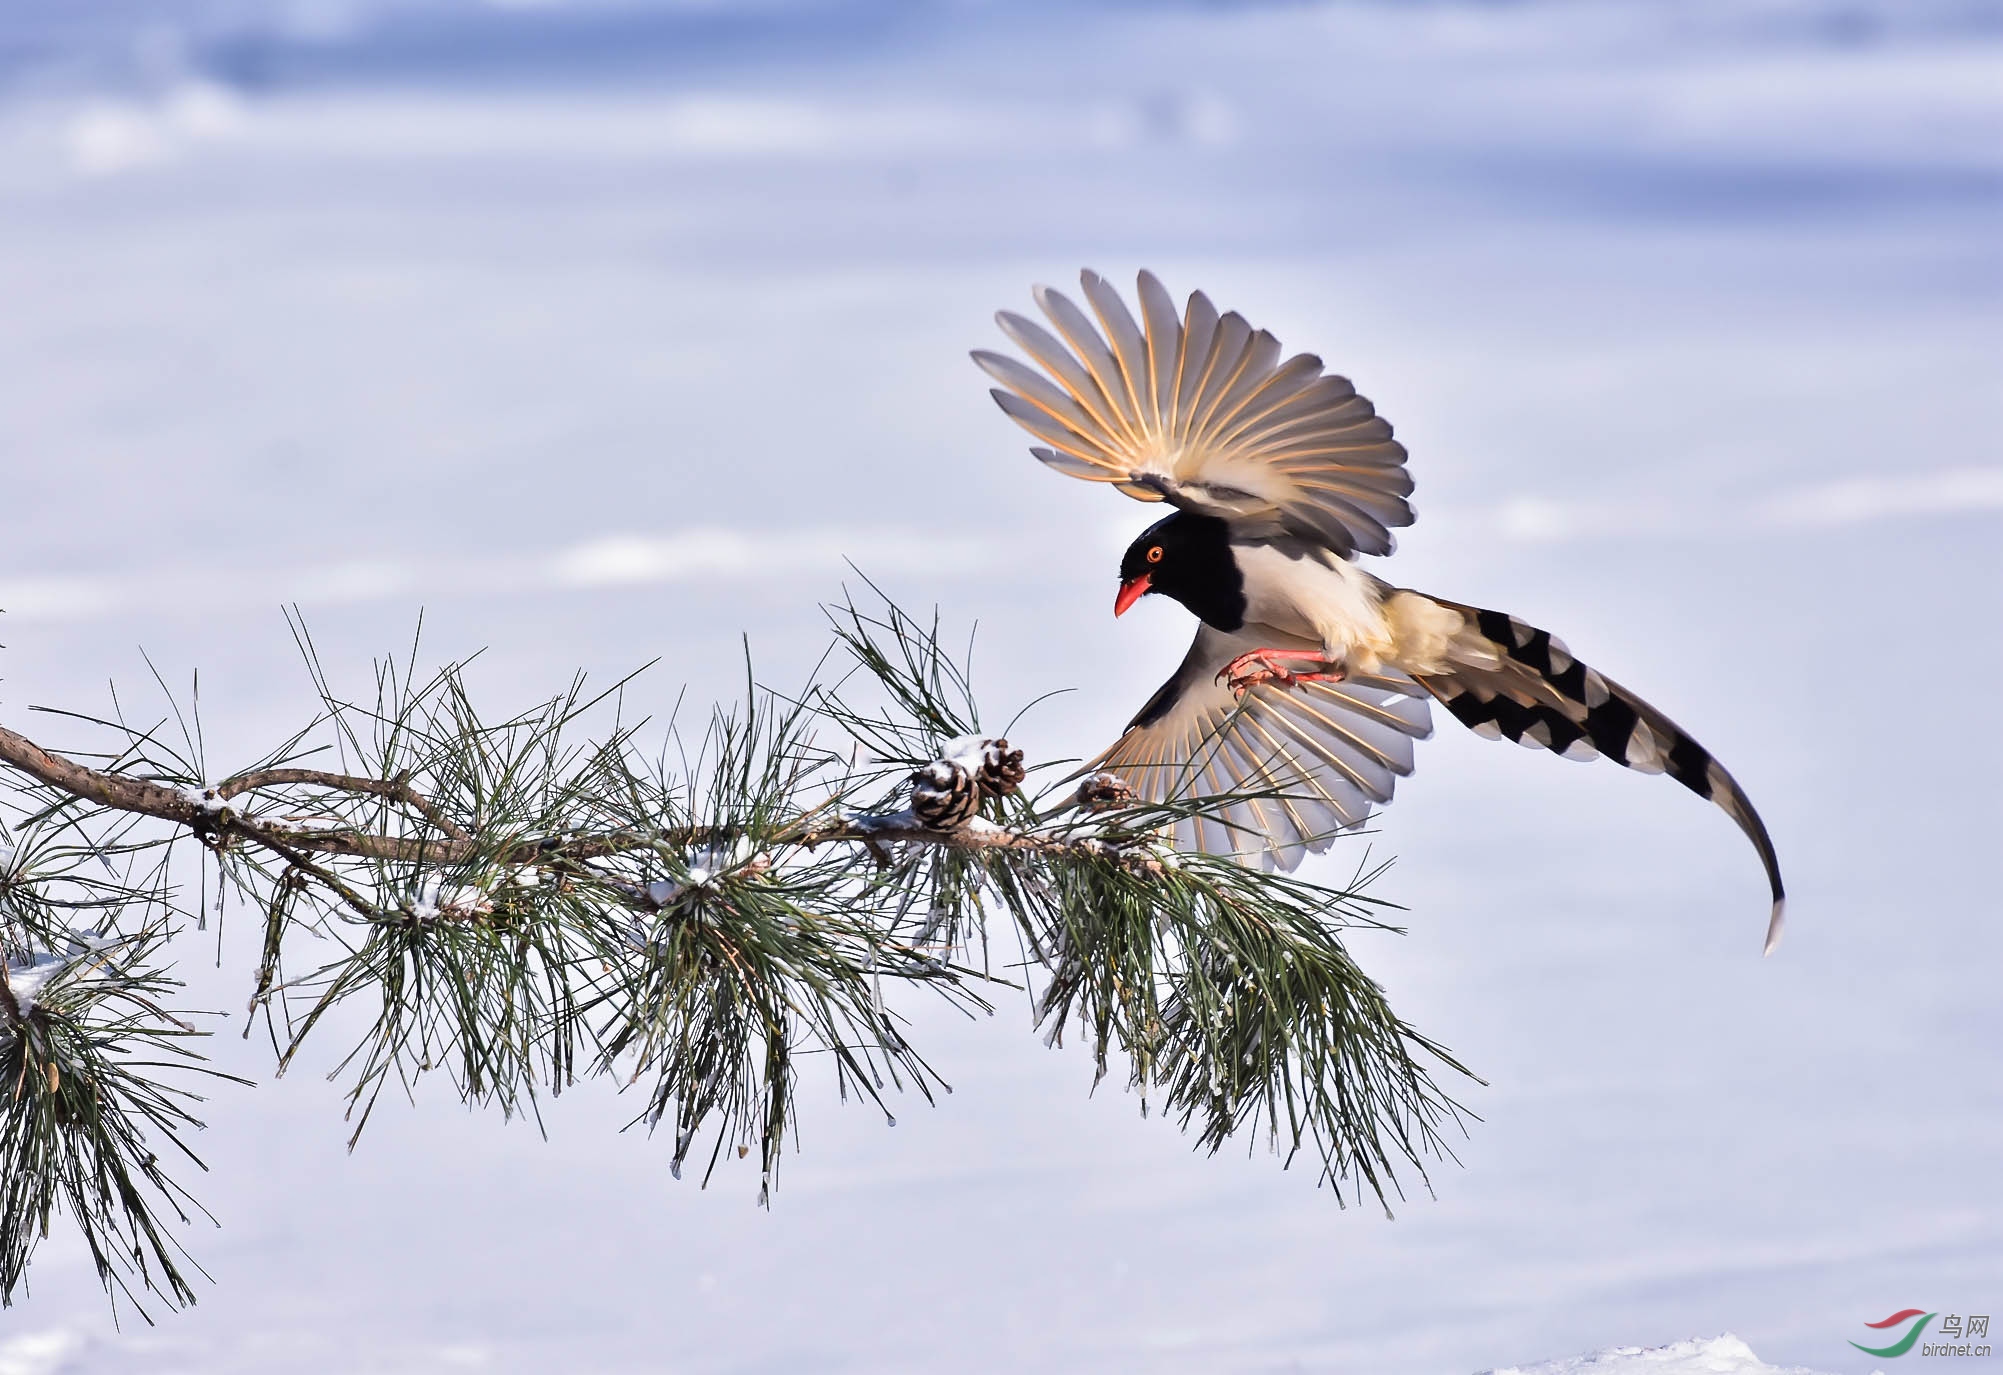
[972,269,1786,954]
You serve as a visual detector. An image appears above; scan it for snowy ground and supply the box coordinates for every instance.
[1483,1334,1860,1374]
[0,1,1996,1372]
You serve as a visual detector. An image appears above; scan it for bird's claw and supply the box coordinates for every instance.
[1216,650,1346,698]
[1222,668,1280,696]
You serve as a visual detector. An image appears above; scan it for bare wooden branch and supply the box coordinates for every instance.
[253,832,388,924]
[0,723,208,829]
[217,767,472,842]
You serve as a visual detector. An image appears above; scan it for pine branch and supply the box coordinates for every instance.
[0,726,1167,878]
[0,587,1477,1319]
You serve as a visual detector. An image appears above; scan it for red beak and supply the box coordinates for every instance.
[1114,574,1151,617]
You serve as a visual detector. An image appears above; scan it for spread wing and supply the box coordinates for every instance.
[973,269,1414,558]
[1087,625,1433,870]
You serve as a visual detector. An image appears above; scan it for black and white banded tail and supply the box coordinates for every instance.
[1409,598,1786,954]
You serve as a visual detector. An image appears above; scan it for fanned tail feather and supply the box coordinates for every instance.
[1408,596,1786,953]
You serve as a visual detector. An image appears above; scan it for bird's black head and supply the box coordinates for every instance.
[1115,511,1244,630]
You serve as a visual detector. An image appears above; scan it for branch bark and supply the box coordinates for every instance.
[0,723,209,829]
[0,722,1164,889]
[218,767,472,842]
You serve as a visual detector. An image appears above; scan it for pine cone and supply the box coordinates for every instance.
[1076,771,1136,813]
[975,738,1026,798]
[910,759,981,830]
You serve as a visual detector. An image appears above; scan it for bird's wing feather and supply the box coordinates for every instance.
[1085,625,1433,870]
[973,269,1414,557]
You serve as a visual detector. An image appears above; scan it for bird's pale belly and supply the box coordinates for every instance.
[1231,543,1396,668]
[1231,542,1465,677]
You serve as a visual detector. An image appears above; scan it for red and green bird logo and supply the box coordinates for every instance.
[1851,1309,1935,1358]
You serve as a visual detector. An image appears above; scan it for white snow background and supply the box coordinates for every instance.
[0,1,1997,1371]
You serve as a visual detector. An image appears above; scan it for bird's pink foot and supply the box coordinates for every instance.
[1216,649,1345,697]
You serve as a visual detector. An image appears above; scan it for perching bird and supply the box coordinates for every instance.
[973,270,1786,954]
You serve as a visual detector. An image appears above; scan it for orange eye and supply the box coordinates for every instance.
[1145,546,1163,563]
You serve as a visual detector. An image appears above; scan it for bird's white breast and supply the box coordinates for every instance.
[1233,544,1396,670]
